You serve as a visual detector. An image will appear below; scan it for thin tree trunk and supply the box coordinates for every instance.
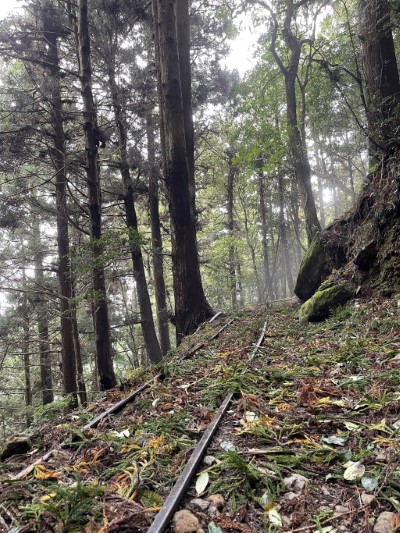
[256,167,274,301]
[269,1,321,244]
[42,9,83,406]
[22,270,32,426]
[278,174,294,295]
[226,151,237,311]
[77,0,116,389]
[313,138,326,228]
[107,67,162,364]
[32,220,54,405]
[146,112,171,355]
[241,197,262,303]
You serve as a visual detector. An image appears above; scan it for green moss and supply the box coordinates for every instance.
[299,282,353,323]
[295,238,330,301]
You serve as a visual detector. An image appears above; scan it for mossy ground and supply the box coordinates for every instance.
[1,297,400,531]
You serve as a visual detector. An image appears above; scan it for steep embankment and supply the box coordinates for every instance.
[1,297,400,532]
[296,162,400,310]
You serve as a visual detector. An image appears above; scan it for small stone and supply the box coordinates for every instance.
[374,511,400,533]
[190,498,210,511]
[283,474,309,493]
[208,505,221,518]
[283,492,298,501]
[207,494,225,509]
[203,455,217,466]
[361,493,375,506]
[172,510,201,533]
[0,434,32,461]
[335,505,348,514]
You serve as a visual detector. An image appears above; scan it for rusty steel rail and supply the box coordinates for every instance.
[209,317,235,340]
[13,449,55,480]
[249,320,268,361]
[147,392,234,533]
[82,375,163,431]
[11,312,230,480]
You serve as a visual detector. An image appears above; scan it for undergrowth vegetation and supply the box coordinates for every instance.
[0,297,400,531]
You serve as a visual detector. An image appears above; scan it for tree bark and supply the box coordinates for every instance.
[256,166,274,301]
[41,6,84,406]
[359,0,400,159]
[146,113,171,355]
[226,150,237,311]
[22,270,33,426]
[278,174,294,295]
[77,0,116,389]
[153,0,213,342]
[176,0,196,218]
[33,220,54,405]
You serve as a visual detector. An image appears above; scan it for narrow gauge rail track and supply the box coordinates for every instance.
[12,312,236,481]
[147,321,269,532]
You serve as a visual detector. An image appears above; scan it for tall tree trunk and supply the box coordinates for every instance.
[269,0,321,244]
[176,0,195,218]
[32,220,54,405]
[257,168,274,301]
[226,151,237,311]
[41,7,83,406]
[77,0,116,389]
[241,199,262,303]
[152,0,213,342]
[359,0,400,159]
[146,112,171,355]
[107,67,162,364]
[313,138,326,229]
[278,174,294,295]
[22,270,32,426]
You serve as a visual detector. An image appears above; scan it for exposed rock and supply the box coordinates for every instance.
[374,511,400,533]
[283,474,309,493]
[207,494,225,509]
[294,238,330,301]
[190,498,210,511]
[172,509,201,533]
[354,240,377,271]
[298,282,353,322]
[0,434,32,461]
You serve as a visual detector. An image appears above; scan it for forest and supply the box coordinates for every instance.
[0,0,399,530]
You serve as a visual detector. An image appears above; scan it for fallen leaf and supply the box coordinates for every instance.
[343,460,365,480]
[322,435,346,446]
[195,471,209,495]
[361,476,378,492]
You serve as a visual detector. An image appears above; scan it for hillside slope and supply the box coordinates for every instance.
[1,297,400,532]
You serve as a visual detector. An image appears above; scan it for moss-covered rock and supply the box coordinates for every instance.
[298,282,353,323]
[0,434,31,461]
[295,239,330,301]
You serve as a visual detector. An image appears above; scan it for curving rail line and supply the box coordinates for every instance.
[11,312,269,532]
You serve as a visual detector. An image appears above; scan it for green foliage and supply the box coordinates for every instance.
[20,474,104,531]
[207,451,282,510]
[33,396,74,426]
